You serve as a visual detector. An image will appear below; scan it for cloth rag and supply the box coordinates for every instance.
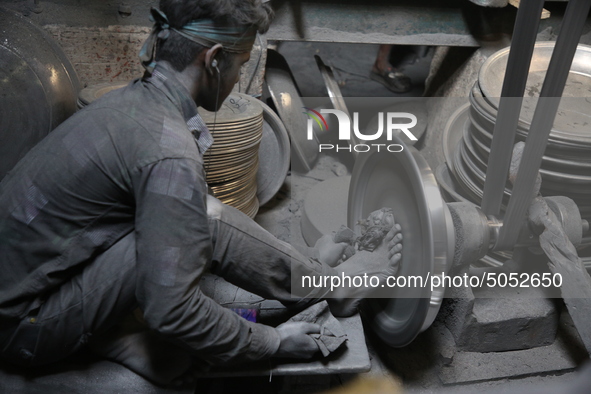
[288,301,348,357]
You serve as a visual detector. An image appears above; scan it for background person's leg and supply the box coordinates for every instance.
[371,44,412,93]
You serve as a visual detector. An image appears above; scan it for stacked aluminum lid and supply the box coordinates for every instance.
[443,42,591,223]
[439,42,591,266]
[200,93,264,218]
[79,85,269,218]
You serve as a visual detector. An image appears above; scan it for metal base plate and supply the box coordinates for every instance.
[301,176,350,246]
[348,141,454,347]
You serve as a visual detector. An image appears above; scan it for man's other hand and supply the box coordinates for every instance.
[274,322,321,358]
[315,234,348,267]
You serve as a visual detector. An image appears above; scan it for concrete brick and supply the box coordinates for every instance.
[439,306,588,385]
[443,285,559,353]
[439,344,576,385]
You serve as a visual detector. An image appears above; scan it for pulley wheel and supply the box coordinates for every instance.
[348,139,454,347]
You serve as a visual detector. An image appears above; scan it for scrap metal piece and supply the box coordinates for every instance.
[348,139,454,347]
[314,55,350,119]
[356,207,395,252]
[357,225,390,252]
[314,54,359,157]
[265,49,319,172]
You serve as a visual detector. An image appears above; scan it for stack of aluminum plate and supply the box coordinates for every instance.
[79,85,278,217]
[442,42,591,224]
[440,42,591,266]
[200,93,264,218]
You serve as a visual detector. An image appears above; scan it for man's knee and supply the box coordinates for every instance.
[206,194,225,220]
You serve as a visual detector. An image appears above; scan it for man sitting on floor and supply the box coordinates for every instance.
[0,0,402,384]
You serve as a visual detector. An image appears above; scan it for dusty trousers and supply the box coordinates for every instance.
[0,195,335,367]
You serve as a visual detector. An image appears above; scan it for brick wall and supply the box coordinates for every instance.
[44,25,150,87]
[43,25,266,96]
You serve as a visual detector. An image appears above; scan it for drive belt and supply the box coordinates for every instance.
[481,0,545,216]
[495,0,591,251]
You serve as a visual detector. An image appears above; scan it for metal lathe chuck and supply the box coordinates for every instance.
[348,138,586,348]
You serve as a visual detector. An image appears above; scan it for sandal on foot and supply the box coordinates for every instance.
[370,68,412,93]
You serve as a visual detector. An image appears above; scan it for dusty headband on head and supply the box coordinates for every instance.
[139,7,257,72]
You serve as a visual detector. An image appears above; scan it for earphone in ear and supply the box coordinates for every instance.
[211,58,220,75]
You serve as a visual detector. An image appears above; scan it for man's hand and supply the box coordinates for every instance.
[274,322,321,359]
[315,234,348,267]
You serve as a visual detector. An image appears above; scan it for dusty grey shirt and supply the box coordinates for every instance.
[0,64,280,364]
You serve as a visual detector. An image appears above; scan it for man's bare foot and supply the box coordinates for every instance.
[329,224,403,317]
[339,224,403,280]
